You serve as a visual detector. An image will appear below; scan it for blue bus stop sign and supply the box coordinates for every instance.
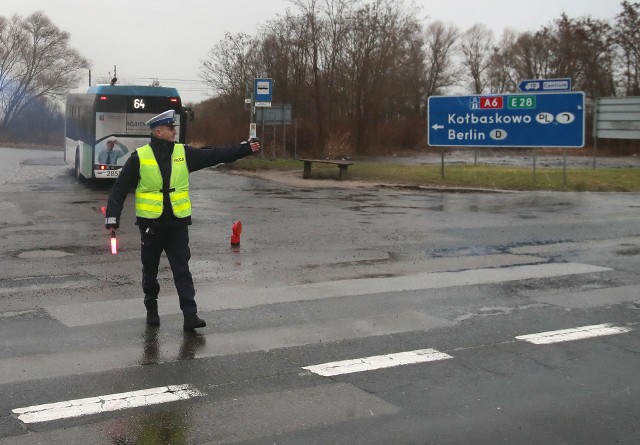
[254,78,273,107]
[428,92,585,148]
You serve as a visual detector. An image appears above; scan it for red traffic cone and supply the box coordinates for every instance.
[231,221,242,247]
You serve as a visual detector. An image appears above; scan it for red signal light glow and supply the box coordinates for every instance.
[110,234,117,255]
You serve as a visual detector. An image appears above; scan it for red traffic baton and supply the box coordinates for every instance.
[110,229,118,255]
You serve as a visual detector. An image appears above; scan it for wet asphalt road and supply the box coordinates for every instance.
[0,147,639,444]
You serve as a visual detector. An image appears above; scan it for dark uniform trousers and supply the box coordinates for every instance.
[139,225,197,314]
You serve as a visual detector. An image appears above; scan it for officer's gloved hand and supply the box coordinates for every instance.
[242,138,261,153]
[105,217,119,230]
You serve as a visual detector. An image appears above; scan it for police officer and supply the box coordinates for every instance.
[105,110,260,330]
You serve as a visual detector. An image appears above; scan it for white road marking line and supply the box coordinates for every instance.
[48,262,612,327]
[303,349,453,377]
[12,384,205,424]
[516,324,633,345]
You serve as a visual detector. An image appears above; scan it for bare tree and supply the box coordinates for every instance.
[615,1,640,95]
[287,0,329,148]
[395,23,427,116]
[459,24,494,94]
[318,0,354,124]
[201,1,452,153]
[257,0,425,153]
[486,29,520,93]
[341,0,420,153]
[552,14,586,80]
[0,11,89,134]
[0,16,26,98]
[509,29,556,81]
[259,22,294,104]
[505,14,616,99]
[423,21,460,97]
[572,17,616,98]
[200,32,259,105]
[261,12,312,112]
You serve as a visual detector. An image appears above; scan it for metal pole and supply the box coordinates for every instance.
[533,148,537,183]
[251,93,255,136]
[592,97,598,169]
[272,125,276,160]
[294,118,298,159]
[563,147,567,186]
[283,119,287,158]
[440,148,445,179]
[261,111,265,160]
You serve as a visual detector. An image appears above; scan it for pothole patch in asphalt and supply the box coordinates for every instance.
[17,249,74,259]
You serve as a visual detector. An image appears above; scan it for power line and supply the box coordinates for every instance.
[90,75,213,102]
[137,77,204,83]
[94,76,208,86]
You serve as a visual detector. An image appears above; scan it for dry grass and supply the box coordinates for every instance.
[231,158,640,192]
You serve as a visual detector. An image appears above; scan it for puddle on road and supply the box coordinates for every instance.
[616,246,640,256]
[252,188,294,197]
[427,239,574,257]
[21,157,66,166]
[17,249,73,259]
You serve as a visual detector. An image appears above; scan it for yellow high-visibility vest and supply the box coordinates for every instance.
[135,144,191,218]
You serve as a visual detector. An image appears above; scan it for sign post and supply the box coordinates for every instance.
[250,78,273,156]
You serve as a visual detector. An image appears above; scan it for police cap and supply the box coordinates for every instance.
[146,110,176,129]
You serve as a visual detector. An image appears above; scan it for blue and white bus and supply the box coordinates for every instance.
[65,85,191,180]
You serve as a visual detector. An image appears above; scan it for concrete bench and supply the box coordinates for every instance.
[300,159,354,180]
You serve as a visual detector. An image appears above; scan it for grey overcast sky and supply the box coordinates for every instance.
[0,0,624,103]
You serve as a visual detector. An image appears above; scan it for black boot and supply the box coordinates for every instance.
[183,312,206,330]
[146,309,160,326]
[145,300,160,326]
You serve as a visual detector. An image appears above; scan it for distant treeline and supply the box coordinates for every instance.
[0,11,88,145]
[192,0,640,156]
[3,2,640,156]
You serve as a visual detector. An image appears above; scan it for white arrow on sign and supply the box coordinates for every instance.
[432,124,444,130]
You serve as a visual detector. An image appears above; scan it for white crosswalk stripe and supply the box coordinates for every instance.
[12,384,205,424]
[515,324,633,344]
[303,349,453,376]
